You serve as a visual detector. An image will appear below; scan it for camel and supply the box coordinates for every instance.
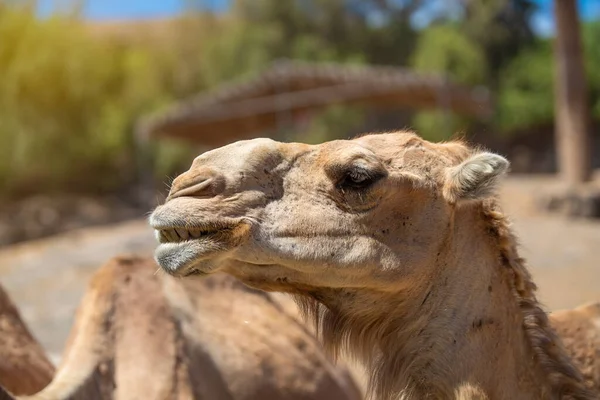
[149,131,600,399]
[550,302,600,393]
[1,255,361,400]
[0,283,54,396]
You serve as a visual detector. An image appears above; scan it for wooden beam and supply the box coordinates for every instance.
[157,80,490,128]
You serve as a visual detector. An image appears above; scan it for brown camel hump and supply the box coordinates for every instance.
[21,255,361,400]
[163,270,362,400]
[110,255,181,399]
[0,283,54,396]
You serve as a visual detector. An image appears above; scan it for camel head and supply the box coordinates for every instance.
[149,132,600,400]
[150,131,509,297]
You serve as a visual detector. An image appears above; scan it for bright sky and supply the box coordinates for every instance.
[37,0,230,19]
[531,0,600,35]
[37,0,600,36]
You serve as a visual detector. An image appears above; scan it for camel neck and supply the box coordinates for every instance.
[307,203,592,399]
[380,203,590,399]
[355,251,549,398]
[400,219,549,399]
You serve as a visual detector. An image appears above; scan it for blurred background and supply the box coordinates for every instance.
[0,0,599,366]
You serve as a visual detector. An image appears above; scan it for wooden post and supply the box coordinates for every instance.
[553,0,592,186]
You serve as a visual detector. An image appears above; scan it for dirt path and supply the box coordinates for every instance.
[499,176,600,311]
[0,176,599,363]
[0,220,155,362]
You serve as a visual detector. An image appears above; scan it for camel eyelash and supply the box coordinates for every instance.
[337,167,386,190]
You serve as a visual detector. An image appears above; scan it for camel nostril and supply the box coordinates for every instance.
[168,178,214,200]
[167,167,226,201]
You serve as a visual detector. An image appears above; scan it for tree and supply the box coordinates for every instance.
[496,41,554,132]
[553,0,592,185]
[410,24,486,141]
[461,0,537,83]
[411,24,486,85]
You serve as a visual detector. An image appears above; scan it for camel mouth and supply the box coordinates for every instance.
[155,227,226,244]
[149,215,251,277]
[149,213,242,245]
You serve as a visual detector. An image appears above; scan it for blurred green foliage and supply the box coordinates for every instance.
[0,2,203,197]
[0,4,159,196]
[409,24,486,142]
[497,20,600,133]
[0,0,599,199]
[496,41,554,132]
[583,21,600,120]
[411,24,486,86]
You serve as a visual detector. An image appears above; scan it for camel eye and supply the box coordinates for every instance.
[338,167,384,190]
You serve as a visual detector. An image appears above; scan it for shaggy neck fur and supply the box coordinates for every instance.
[295,201,594,400]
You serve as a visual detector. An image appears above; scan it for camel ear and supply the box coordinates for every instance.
[443,152,509,204]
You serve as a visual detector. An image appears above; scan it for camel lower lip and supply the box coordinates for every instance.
[154,239,223,276]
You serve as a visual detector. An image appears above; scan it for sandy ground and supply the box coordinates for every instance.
[498,176,600,312]
[0,220,156,363]
[0,175,599,365]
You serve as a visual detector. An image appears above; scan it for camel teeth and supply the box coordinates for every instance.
[166,229,178,242]
[176,228,190,240]
[159,230,169,243]
[157,228,214,242]
[189,229,203,239]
